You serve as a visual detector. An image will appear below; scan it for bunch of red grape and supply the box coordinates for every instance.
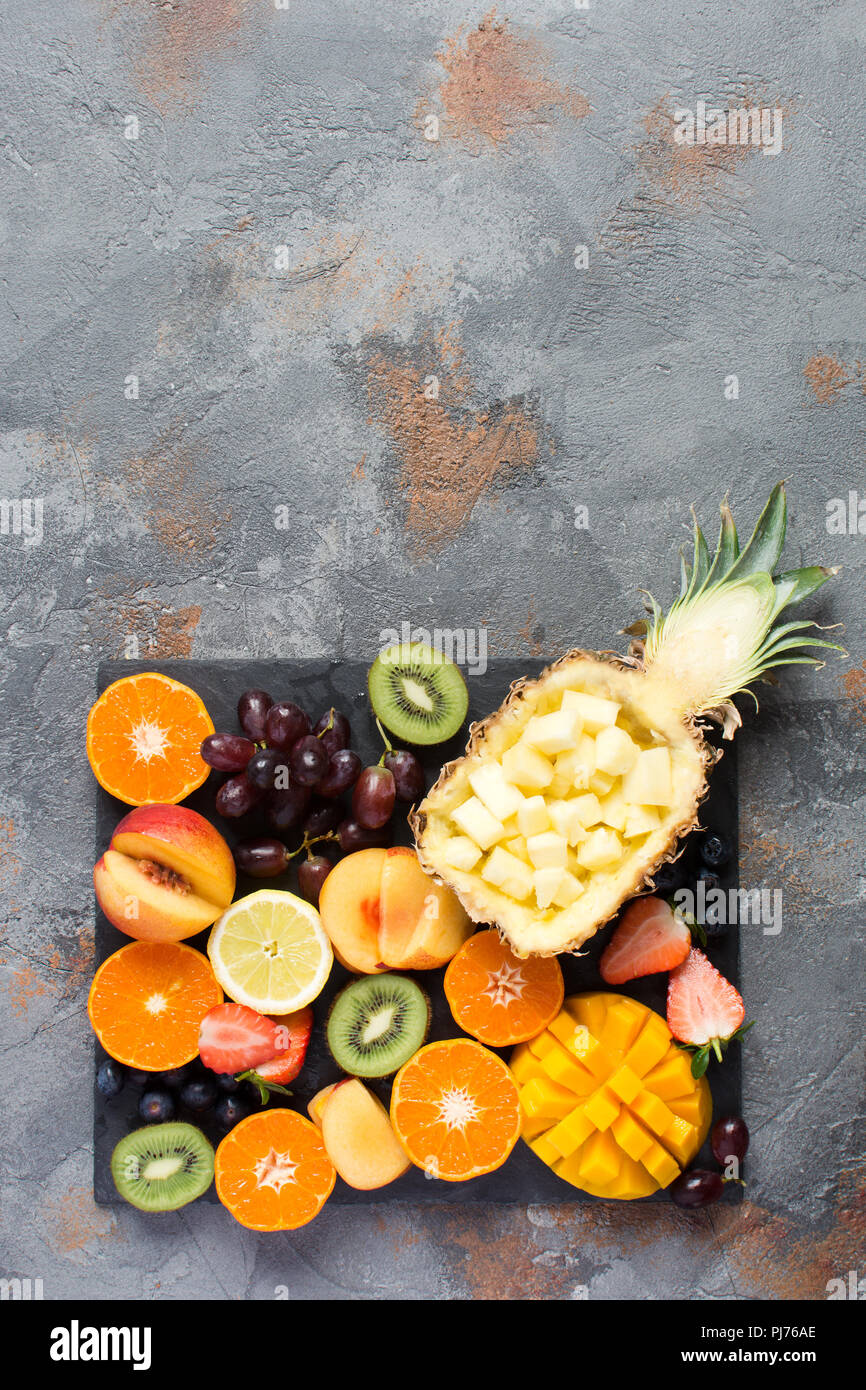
[200,689,425,906]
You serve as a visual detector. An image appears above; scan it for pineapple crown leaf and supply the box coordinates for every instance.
[641,484,843,722]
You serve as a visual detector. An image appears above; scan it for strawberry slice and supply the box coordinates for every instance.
[600,897,691,984]
[245,1007,313,1088]
[667,947,746,1059]
[198,1002,280,1074]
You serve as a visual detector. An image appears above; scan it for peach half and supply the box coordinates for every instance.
[94,803,236,943]
[378,846,472,970]
[319,1079,410,1190]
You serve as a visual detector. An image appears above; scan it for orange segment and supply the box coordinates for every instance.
[87,672,214,806]
[444,929,563,1046]
[215,1110,335,1231]
[390,1038,521,1181]
[88,941,222,1070]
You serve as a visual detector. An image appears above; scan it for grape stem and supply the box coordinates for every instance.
[286,830,338,863]
[375,716,393,766]
[315,709,335,740]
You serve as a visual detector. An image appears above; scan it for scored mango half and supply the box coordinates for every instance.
[511,992,711,1199]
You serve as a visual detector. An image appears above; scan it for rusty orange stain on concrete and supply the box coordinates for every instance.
[366,329,539,555]
[120,429,229,559]
[516,597,543,657]
[6,964,58,1016]
[45,1186,118,1257]
[423,9,589,147]
[635,97,753,208]
[0,818,21,888]
[840,659,866,723]
[103,0,257,112]
[803,353,856,404]
[115,597,203,658]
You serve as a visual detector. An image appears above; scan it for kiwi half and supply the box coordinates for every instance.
[327,974,431,1078]
[111,1122,214,1212]
[368,642,468,745]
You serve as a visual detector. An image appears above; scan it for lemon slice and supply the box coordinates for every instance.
[207,890,333,1014]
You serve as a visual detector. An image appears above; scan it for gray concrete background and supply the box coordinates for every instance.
[1,0,864,1299]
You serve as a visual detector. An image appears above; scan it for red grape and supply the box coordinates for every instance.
[711,1116,749,1167]
[267,784,311,832]
[215,773,263,819]
[317,748,362,798]
[234,837,290,878]
[298,855,333,907]
[237,689,273,741]
[303,801,342,838]
[670,1170,724,1208]
[337,818,393,852]
[352,765,395,828]
[384,749,425,802]
[201,733,255,772]
[313,708,351,756]
[246,747,290,791]
[265,702,310,750]
[290,734,328,787]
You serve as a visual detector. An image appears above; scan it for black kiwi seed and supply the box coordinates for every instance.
[367,642,468,746]
[110,1122,214,1212]
[326,975,431,1078]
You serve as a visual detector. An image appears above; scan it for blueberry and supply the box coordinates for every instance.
[96,1059,125,1099]
[697,866,721,892]
[699,832,731,870]
[214,1072,241,1094]
[652,862,686,894]
[158,1066,192,1089]
[139,1089,176,1124]
[180,1079,218,1113]
[126,1068,154,1088]
[214,1095,249,1130]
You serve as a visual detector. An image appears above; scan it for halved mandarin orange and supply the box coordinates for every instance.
[88,940,223,1071]
[444,929,564,1046]
[390,1038,522,1181]
[87,672,214,806]
[215,1110,336,1231]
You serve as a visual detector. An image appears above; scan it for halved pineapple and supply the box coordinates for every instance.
[412,486,840,958]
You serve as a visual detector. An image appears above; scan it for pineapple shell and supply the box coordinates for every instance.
[410,649,718,959]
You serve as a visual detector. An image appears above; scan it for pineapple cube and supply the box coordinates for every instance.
[589,769,615,797]
[576,827,624,871]
[504,836,532,865]
[561,690,620,732]
[548,746,593,797]
[526,831,568,870]
[501,742,554,791]
[522,709,582,756]
[570,792,604,828]
[517,795,551,838]
[548,800,588,846]
[468,763,524,822]
[451,796,506,850]
[599,791,628,832]
[533,866,567,909]
[594,725,639,776]
[622,746,672,806]
[623,804,661,839]
[442,835,483,872]
[553,872,585,907]
[481,846,534,900]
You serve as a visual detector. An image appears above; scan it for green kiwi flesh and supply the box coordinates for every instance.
[111,1122,214,1212]
[326,974,431,1078]
[367,642,468,745]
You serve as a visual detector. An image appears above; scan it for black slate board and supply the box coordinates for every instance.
[93,659,741,1206]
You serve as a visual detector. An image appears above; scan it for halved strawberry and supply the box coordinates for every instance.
[667,948,748,1075]
[198,1002,280,1074]
[239,1006,312,1100]
[600,897,691,985]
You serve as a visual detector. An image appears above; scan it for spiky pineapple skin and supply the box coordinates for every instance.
[411,649,719,959]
